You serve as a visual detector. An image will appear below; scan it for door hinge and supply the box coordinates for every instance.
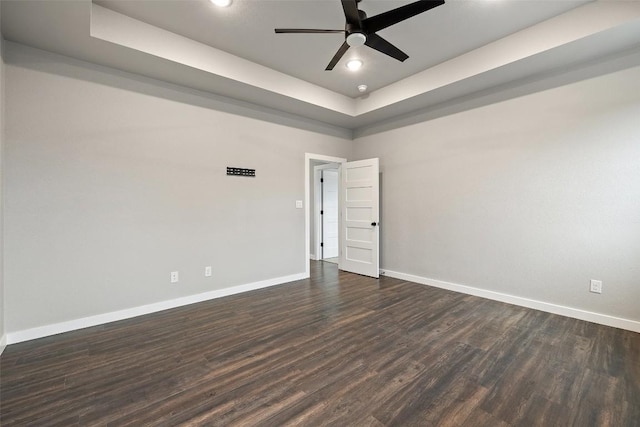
[321,242,324,247]
[321,210,324,215]
[320,178,324,183]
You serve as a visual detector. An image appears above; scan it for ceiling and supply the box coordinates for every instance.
[3,0,640,137]
[93,0,589,97]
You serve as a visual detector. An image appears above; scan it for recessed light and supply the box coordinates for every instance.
[210,0,232,7]
[357,84,368,93]
[346,59,363,71]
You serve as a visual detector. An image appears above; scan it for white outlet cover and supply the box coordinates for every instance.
[205,266,212,277]
[295,200,303,209]
[171,271,179,283]
[590,279,602,294]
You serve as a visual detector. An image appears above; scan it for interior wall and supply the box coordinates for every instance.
[353,64,640,323]
[4,42,352,334]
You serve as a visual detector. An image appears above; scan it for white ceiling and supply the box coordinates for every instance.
[3,0,640,137]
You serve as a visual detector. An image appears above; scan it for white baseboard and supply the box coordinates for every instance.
[0,334,7,356]
[381,269,640,334]
[310,253,318,261]
[6,272,307,345]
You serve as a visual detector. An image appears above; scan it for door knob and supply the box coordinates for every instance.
[371,222,378,226]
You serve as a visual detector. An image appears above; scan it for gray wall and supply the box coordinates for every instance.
[5,39,640,338]
[4,43,351,333]
[353,65,640,322]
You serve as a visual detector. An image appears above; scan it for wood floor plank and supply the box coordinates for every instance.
[2,260,639,425]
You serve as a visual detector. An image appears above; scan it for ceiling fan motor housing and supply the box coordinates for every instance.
[346,8,368,46]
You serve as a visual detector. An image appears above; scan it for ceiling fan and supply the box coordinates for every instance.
[275,0,445,71]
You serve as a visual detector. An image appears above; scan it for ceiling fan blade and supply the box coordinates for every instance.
[341,0,362,29]
[363,0,445,33]
[326,41,350,71]
[275,29,345,34]
[365,33,409,62]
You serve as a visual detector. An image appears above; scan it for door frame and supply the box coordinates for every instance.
[305,153,347,278]
[313,164,340,261]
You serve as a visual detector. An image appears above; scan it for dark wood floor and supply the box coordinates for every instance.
[2,261,639,426]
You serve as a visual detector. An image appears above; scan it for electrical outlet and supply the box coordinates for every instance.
[205,266,212,277]
[295,200,303,209]
[590,279,602,294]
[170,271,179,284]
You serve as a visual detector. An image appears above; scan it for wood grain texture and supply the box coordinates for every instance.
[2,261,639,426]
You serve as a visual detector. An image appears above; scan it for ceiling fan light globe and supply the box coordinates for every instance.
[346,33,367,47]
[346,59,363,71]
[210,0,232,7]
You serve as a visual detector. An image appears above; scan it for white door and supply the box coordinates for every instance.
[322,169,339,259]
[340,158,379,278]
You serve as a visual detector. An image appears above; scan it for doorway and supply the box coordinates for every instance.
[314,165,339,264]
[304,153,346,278]
[304,153,380,279]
